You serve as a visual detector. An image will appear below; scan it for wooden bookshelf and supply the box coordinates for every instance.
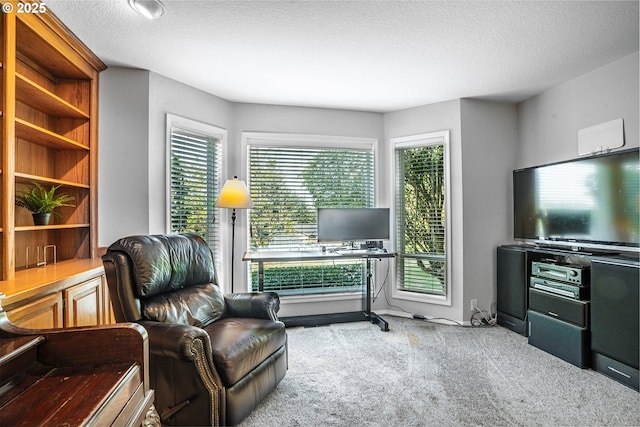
[0,4,108,326]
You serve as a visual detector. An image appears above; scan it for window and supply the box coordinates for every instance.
[167,114,225,269]
[393,131,450,300]
[245,133,377,296]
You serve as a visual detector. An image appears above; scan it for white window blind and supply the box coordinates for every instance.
[168,118,223,267]
[395,138,448,296]
[247,137,375,295]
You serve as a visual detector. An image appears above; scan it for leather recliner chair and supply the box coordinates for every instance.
[102,233,287,426]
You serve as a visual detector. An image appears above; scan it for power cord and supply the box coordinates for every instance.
[372,257,391,303]
[372,260,464,326]
[470,300,497,327]
[412,313,464,326]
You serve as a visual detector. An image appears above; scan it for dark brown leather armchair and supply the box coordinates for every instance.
[102,233,287,426]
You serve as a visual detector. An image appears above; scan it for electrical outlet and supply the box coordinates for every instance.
[470,299,478,311]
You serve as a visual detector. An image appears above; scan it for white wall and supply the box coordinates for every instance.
[147,72,235,235]
[231,103,385,173]
[99,76,385,309]
[232,103,385,317]
[98,50,638,323]
[98,68,150,246]
[98,68,234,247]
[459,100,518,317]
[383,99,465,323]
[517,51,639,168]
[381,99,518,324]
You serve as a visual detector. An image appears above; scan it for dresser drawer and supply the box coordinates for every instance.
[528,288,589,328]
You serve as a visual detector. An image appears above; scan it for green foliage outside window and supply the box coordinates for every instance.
[250,148,373,249]
[248,145,374,294]
[397,143,447,295]
[252,263,364,295]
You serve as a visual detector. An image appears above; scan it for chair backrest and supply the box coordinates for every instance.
[103,233,227,327]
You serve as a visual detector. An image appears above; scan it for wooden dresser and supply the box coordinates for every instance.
[0,293,157,426]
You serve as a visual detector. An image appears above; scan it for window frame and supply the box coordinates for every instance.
[391,130,452,306]
[165,113,227,283]
[242,132,380,299]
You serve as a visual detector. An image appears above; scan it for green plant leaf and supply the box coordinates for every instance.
[15,182,75,218]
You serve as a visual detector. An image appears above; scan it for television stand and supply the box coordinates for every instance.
[497,244,639,390]
[519,241,626,257]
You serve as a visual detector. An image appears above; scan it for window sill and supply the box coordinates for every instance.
[392,288,451,306]
[279,292,363,305]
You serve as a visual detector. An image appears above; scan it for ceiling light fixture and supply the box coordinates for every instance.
[128,0,166,20]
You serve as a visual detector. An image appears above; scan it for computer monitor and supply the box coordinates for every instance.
[317,208,390,243]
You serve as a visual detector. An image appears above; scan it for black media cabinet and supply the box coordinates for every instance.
[590,257,639,390]
[496,244,639,391]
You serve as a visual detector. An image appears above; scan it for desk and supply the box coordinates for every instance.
[242,250,396,331]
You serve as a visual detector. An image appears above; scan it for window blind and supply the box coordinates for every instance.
[248,143,375,294]
[249,146,374,249]
[395,143,447,295]
[169,125,222,263]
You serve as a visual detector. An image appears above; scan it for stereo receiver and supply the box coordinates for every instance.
[531,261,589,286]
[530,277,589,300]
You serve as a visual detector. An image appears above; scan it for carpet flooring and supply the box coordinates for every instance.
[239,316,640,426]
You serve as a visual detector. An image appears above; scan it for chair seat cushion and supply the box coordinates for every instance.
[205,318,287,386]
[142,283,226,327]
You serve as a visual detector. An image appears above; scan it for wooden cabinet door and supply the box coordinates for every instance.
[102,276,116,325]
[64,276,103,327]
[591,260,639,368]
[6,292,64,329]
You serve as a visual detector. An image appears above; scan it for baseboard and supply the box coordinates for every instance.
[375,309,467,326]
[497,310,528,336]
[281,309,468,328]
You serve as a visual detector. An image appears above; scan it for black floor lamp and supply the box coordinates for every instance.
[215,176,254,293]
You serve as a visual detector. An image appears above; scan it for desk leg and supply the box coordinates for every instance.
[364,258,389,331]
[258,261,264,292]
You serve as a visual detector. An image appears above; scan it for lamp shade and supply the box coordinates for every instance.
[215,176,254,209]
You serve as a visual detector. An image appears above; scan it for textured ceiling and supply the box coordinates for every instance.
[48,1,639,113]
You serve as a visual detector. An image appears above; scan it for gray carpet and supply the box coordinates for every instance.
[240,316,640,426]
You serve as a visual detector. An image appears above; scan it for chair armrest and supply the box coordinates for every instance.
[224,292,280,321]
[139,320,212,361]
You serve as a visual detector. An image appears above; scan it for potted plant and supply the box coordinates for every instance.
[15,182,75,225]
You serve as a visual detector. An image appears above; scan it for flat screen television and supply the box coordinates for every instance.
[317,208,390,243]
[513,147,639,253]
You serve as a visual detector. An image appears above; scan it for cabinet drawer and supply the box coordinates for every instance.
[528,310,590,368]
[528,288,589,328]
[593,352,639,391]
[6,293,64,329]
